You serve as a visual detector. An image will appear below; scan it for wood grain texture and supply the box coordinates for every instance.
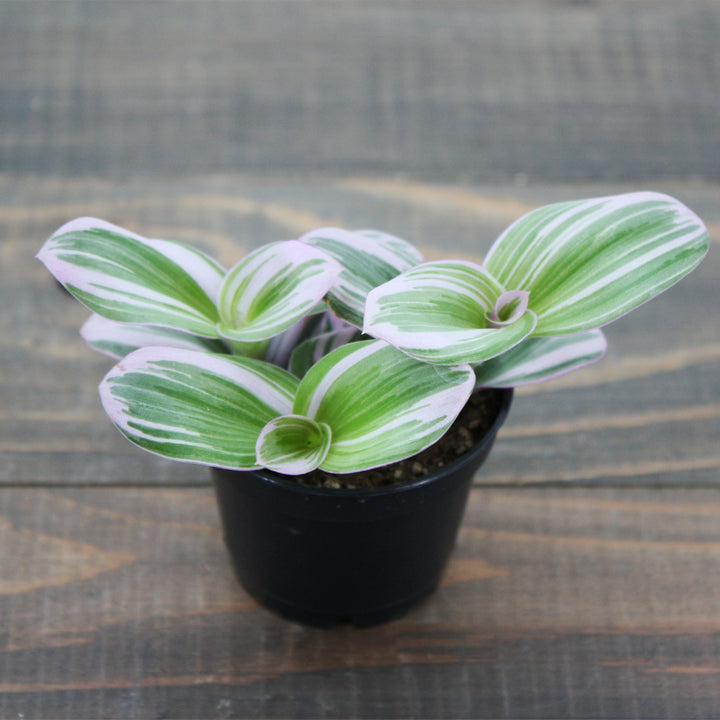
[1,1,719,181]
[2,486,720,719]
[2,1,720,716]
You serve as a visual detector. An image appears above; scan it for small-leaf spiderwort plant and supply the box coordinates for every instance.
[38,193,709,479]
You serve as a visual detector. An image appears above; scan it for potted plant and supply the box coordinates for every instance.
[37,192,709,625]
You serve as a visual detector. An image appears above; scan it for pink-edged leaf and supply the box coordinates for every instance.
[364,260,537,365]
[300,227,423,327]
[217,240,341,343]
[473,330,608,387]
[99,347,298,469]
[484,192,710,335]
[37,217,225,336]
[293,340,475,473]
[81,314,228,360]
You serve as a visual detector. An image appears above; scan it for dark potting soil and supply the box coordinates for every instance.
[294,388,503,490]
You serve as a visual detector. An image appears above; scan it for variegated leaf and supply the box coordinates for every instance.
[364,261,538,365]
[293,340,475,473]
[217,240,341,343]
[473,330,607,387]
[484,192,710,335]
[255,415,332,474]
[99,348,298,469]
[289,325,364,378]
[81,314,229,360]
[262,305,339,368]
[37,217,225,336]
[300,227,423,327]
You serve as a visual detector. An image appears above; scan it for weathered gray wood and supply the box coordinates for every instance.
[2,1,720,716]
[1,1,719,180]
[2,486,720,719]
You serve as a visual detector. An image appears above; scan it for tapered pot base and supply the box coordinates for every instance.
[212,388,512,626]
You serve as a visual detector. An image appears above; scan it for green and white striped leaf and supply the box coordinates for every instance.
[473,330,607,388]
[288,325,364,378]
[37,217,225,336]
[256,415,332,474]
[217,240,341,343]
[262,305,351,369]
[99,348,298,469]
[293,340,475,473]
[364,261,538,365]
[81,314,229,360]
[301,227,423,328]
[484,192,710,335]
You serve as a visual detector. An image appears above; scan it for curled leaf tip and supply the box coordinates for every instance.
[487,290,530,327]
[256,415,332,475]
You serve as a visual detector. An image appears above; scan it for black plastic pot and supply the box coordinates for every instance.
[212,388,512,627]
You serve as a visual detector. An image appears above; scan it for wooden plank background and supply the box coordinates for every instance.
[2,486,720,718]
[1,2,719,718]
[2,0,720,181]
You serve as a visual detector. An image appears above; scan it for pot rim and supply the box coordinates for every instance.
[219,387,513,499]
